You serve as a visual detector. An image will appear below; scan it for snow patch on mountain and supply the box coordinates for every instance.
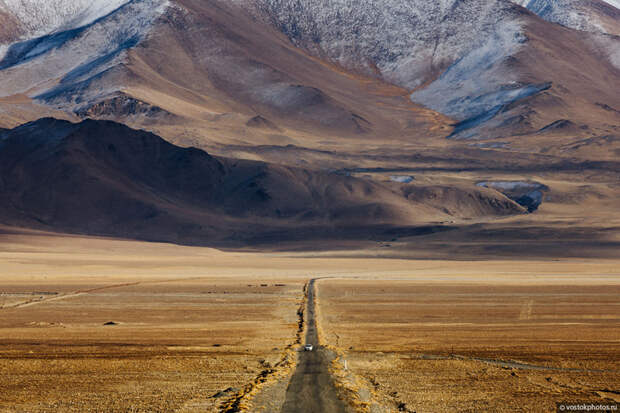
[512,0,620,70]
[234,0,552,135]
[408,18,554,137]
[0,0,130,41]
[592,33,620,69]
[240,0,526,90]
[513,0,619,35]
[0,0,169,106]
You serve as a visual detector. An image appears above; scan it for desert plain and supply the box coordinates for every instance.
[0,227,618,412]
[1,0,620,411]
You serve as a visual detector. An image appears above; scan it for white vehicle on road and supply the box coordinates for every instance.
[304,344,313,351]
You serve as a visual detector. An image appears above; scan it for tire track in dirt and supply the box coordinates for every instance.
[2,282,142,309]
[451,354,619,374]
[2,276,213,310]
[415,353,619,374]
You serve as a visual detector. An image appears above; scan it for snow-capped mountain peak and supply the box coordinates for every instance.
[512,0,620,35]
[0,0,169,107]
[0,0,616,143]
[0,0,131,40]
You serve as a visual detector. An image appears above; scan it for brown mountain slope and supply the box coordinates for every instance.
[0,118,524,246]
[14,0,451,157]
[46,0,619,166]
[129,1,618,144]
[0,1,618,255]
[0,0,617,166]
[463,14,620,150]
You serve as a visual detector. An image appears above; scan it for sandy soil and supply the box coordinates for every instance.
[317,279,620,412]
[1,228,619,412]
[0,279,304,412]
[0,230,310,412]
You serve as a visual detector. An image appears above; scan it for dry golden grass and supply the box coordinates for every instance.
[1,228,619,411]
[0,279,303,412]
[0,231,307,412]
[317,279,620,412]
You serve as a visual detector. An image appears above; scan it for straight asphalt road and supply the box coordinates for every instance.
[280,279,349,413]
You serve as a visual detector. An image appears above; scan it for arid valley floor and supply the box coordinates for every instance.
[1,227,618,412]
[1,0,619,411]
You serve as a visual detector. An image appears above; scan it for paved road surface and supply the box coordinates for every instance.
[280,279,348,413]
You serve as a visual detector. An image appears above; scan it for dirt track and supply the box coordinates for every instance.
[281,279,348,413]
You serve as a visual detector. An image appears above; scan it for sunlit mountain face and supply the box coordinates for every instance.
[0,0,618,251]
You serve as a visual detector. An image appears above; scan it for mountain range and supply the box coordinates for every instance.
[0,0,618,256]
[0,117,526,247]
